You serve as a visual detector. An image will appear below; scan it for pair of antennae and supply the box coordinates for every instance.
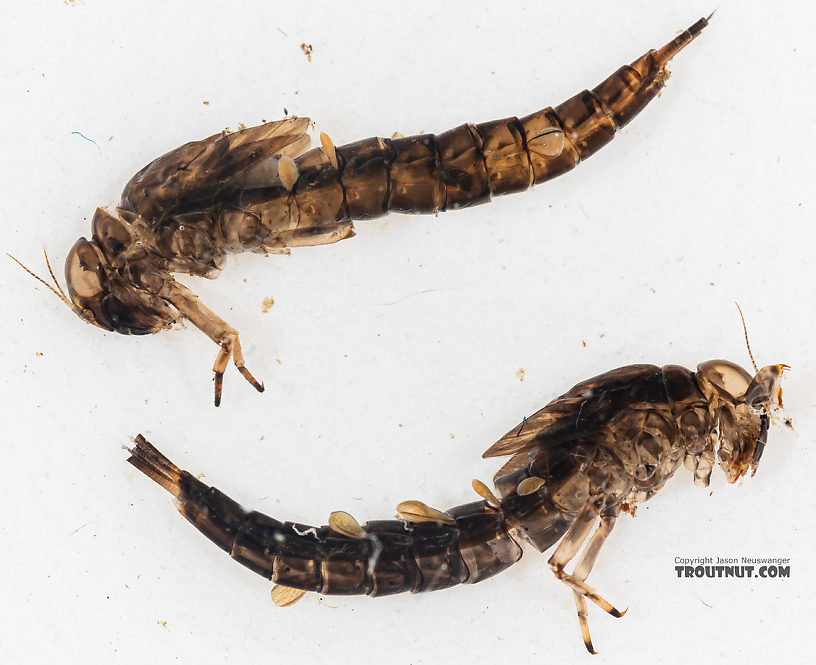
[7,250,83,318]
[735,301,759,374]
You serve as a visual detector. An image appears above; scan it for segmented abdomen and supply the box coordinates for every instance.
[225,44,676,252]
[291,72,642,222]
[177,473,521,596]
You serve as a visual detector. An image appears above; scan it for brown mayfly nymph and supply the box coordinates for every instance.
[128,356,786,653]
[14,17,709,406]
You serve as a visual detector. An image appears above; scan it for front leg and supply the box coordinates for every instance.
[162,280,264,406]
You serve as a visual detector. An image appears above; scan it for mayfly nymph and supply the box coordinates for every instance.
[128,353,784,652]
[14,17,710,405]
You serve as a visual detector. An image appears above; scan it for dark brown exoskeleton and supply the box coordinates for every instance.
[13,17,710,406]
[127,355,785,653]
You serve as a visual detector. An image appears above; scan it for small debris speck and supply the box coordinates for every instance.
[157,620,167,628]
[784,418,793,429]
[203,100,210,106]
[515,368,526,382]
[300,43,313,62]
[581,340,587,348]
[262,296,275,313]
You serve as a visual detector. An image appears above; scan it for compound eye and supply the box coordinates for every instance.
[65,237,106,301]
[697,360,752,398]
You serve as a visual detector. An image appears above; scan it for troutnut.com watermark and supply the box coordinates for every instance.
[674,557,790,578]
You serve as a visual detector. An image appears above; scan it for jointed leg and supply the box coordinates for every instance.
[163,281,265,406]
[211,330,264,406]
[570,513,618,654]
[548,505,625,653]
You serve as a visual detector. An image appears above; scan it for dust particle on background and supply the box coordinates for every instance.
[300,43,313,62]
[262,296,275,313]
[203,100,210,106]
[515,368,526,382]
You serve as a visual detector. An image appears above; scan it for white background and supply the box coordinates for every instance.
[1,1,813,663]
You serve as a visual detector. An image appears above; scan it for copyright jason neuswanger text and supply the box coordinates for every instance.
[673,556,790,578]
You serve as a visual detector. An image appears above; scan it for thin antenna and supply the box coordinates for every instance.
[734,302,758,373]
[43,249,69,301]
[7,252,83,318]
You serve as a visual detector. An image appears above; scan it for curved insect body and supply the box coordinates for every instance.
[128,437,522,599]
[17,17,710,406]
[128,355,785,653]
